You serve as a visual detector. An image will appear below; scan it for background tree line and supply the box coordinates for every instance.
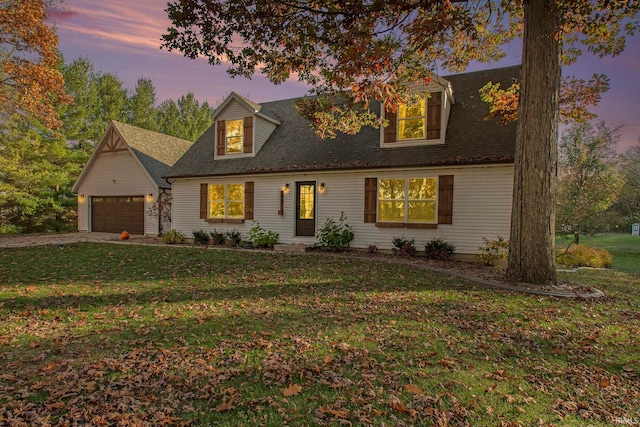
[557,121,640,245]
[0,55,213,234]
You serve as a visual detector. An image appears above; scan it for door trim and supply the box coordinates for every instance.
[295,181,316,237]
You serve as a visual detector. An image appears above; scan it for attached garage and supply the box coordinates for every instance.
[91,196,145,234]
[73,121,194,236]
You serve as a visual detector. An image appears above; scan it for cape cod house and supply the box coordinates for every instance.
[73,121,193,235]
[163,66,519,255]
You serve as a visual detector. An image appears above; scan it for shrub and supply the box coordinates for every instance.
[392,236,416,257]
[367,244,378,254]
[424,238,456,260]
[0,223,23,235]
[210,230,225,245]
[248,222,279,249]
[477,236,509,266]
[556,245,613,268]
[315,213,354,252]
[161,230,185,244]
[224,229,242,247]
[192,229,210,245]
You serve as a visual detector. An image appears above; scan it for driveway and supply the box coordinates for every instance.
[0,232,161,248]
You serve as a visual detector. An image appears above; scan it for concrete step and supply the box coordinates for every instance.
[273,243,312,253]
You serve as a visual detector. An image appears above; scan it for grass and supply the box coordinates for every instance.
[0,242,639,426]
[557,233,640,272]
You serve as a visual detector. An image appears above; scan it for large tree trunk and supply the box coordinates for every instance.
[507,0,561,286]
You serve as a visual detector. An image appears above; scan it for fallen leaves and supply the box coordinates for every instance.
[0,244,638,425]
[404,383,424,395]
[281,383,302,397]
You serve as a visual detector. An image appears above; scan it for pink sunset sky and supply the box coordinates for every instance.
[48,0,640,151]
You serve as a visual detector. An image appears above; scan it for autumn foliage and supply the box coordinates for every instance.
[0,0,71,129]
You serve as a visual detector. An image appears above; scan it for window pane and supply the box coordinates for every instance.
[408,178,436,199]
[378,179,405,200]
[408,201,436,222]
[299,184,314,219]
[398,118,425,140]
[209,201,224,218]
[226,119,243,137]
[226,136,243,153]
[227,183,244,201]
[379,201,405,221]
[398,100,425,118]
[209,184,224,201]
[227,202,244,218]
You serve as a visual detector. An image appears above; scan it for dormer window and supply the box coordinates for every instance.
[216,117,253,157]
[398,100,426,140]
[383,91,445,146]
[225,119,244,153]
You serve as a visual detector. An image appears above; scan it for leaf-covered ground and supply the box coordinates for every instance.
[0,243,638,426]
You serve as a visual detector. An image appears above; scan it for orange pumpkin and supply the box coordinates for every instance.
[121,230,130,240]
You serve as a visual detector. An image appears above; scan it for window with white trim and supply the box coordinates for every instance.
[378,178,437,223]
[208,183,244,218]
[398,99,426,140]
[225,119,243,154]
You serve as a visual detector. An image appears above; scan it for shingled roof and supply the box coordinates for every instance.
[112,121,194,187]
[73,121,194,192]
[165,65,519,179]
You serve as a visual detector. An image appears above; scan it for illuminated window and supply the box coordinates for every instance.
[225,119,243,153]
[378,178,437,223]
[208,183,244,218]
[398,99,425,140]
[298,184,314,219]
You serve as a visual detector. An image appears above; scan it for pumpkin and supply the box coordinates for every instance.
[121,230,130,240]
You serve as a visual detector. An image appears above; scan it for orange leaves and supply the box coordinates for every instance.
[479,74,611,125]
[215,395,237,412]
[404,383,424,395]
[281,383,302,397]
[0,0,70,128]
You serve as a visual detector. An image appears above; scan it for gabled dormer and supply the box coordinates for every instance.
[212,92,281,159]
[381,75,454,148]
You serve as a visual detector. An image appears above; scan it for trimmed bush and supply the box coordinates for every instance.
[248,222,279,249]
[224,229,242,247]
[556,245,613,268]
[210,230,225,245]
[392,236,416,257]
[192,229,210,245]
[424,238,455,260]
[161,230,185,244]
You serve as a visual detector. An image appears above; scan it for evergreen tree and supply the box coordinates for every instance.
[125,78,159,131]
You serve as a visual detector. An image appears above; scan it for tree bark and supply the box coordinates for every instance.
[507,0,561,286]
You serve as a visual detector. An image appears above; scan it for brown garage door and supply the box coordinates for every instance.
[91,196,144,234]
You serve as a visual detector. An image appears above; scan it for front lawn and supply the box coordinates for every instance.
[557,233,640,272]
[0,243,638,426]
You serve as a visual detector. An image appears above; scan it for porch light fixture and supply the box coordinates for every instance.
[318,183,326,193]
[281,183,290,194]
[146,193,153,201]
[78,194,85,202]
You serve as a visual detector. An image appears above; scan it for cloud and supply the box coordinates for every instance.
[46,7,79,22]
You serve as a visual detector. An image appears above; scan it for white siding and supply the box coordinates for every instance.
[218,99,253,121]
[75,150,158,235]
[171,165,513,254]
[254,116,277,153]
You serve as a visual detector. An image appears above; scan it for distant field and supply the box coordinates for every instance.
[557,233,640,272]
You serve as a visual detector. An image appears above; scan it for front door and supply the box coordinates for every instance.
[296,181,316,236]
